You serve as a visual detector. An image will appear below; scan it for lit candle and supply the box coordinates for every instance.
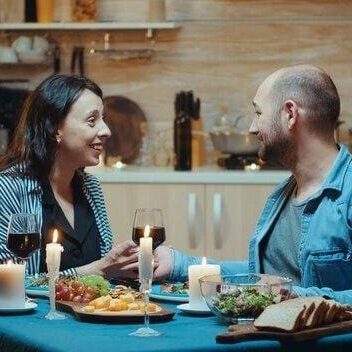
[188,257,220,309]
[0,260,25,309]
[139,225,153,285]
[46,229,63,273]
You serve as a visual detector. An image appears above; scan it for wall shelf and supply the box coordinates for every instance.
[0,22,180,38]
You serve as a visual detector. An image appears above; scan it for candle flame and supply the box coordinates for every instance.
[53,229,58,243]
[144,224,150,238]
[201,257,207,265]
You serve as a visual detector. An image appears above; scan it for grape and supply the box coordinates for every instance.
[81,297,91,304]
[72,295,82,303]
[54,275,109,303]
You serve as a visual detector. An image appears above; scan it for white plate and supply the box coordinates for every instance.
[176,303,212,315]
[0,301,37,314]
[26,288,49,297]
[150,284,189,303]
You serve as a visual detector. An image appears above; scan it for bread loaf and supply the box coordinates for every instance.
[254,297,352,332]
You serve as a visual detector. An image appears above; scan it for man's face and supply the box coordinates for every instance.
[249,79,291,165]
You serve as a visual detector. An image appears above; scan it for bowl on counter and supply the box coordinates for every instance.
[199,273,292,324]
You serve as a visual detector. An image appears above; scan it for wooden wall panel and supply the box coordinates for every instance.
[1,0,352,138]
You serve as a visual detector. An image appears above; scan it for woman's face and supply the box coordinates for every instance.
[57,89,111,169]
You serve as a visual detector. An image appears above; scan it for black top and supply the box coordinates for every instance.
[39,174,101,272]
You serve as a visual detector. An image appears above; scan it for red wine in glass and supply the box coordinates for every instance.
[7,232,41,259]
[132,226,166,250]
[132,209,165,250]
[6,213,41,264]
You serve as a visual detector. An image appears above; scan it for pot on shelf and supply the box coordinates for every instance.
[209,131,259,155]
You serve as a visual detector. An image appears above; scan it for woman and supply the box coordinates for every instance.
[0,74,138,278]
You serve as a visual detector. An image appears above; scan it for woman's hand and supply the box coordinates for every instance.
[153,245,172,281]
[76,240,139,279]
[102,240,139,279]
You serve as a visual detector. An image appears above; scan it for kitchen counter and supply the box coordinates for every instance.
[87,165,291,184]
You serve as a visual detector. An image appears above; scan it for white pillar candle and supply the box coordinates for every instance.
[0,261,25,309]
[188,257,220,309]
[46,229,63,273]
[139,224,153,284]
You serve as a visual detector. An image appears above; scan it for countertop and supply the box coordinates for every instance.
[86,165,291,185]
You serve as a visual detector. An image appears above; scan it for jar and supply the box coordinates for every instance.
[72,0,97,22]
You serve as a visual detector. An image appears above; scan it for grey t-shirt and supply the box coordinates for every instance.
[261,187,307,285]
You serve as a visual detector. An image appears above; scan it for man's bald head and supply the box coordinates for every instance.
[264,65,340,136]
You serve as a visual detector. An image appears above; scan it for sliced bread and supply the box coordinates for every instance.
[254,298,307,332]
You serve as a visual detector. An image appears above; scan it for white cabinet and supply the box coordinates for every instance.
[205,185,273,260]
[101,183,205,257]
[101,182,275,260]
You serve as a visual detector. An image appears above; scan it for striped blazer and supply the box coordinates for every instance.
[0,165,113,275]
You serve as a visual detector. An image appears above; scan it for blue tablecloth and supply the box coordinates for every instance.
[1,298,352,352]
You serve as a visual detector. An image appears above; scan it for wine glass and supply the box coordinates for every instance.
[6,213,41,304]
[6,213,41,269]
[132,208,165,250]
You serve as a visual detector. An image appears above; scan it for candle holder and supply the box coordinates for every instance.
[45,269,66,320]
[129,277,161,337]
[45,230,66,320]
[130,233,161,337]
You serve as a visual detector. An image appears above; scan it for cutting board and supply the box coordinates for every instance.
[103,95,147,164]
[56,300,174,323]
[216,320,352,344]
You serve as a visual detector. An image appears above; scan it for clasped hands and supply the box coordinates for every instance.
[101,241,172,281]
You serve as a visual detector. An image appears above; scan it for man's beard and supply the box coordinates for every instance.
[258,133,294,168]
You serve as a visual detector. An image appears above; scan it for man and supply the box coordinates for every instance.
[154,64,352,304]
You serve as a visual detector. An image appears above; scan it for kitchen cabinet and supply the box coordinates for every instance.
[101,182,274,261]
[101,183,205,257]
[204,185,273,260]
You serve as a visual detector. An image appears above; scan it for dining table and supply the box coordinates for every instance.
[1,297,352,352]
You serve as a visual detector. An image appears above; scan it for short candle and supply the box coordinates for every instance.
[188,257,220,309]
[0,261,25,309]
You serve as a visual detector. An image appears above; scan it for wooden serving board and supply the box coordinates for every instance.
[216,320,352,344]
[56,300,174,323]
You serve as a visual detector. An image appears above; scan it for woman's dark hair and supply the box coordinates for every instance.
[0,74,102,182]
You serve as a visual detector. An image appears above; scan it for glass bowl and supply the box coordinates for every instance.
[199,273,292,324]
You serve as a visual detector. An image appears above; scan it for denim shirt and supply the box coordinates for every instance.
[171,145,352,304]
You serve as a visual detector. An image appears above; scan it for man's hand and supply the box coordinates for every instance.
[153,245,172,281]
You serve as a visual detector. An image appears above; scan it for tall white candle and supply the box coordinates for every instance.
[188,257,220,309]
[46,229,63,273]
[0,261,25,308]
[139,224,153,283]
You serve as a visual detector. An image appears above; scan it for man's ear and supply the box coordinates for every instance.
[283,100,299,130]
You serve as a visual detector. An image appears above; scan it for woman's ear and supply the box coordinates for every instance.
[283,100,299,130]
[56,132,62,144]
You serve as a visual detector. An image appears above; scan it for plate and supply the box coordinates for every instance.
[56,300,174,323]
[25,275,49,297]
[0,301,37,314]
[177,303,212,315]
[26,287,49,297]
[150,284,189,303]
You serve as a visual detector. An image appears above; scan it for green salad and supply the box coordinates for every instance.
[213,287,282,318]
